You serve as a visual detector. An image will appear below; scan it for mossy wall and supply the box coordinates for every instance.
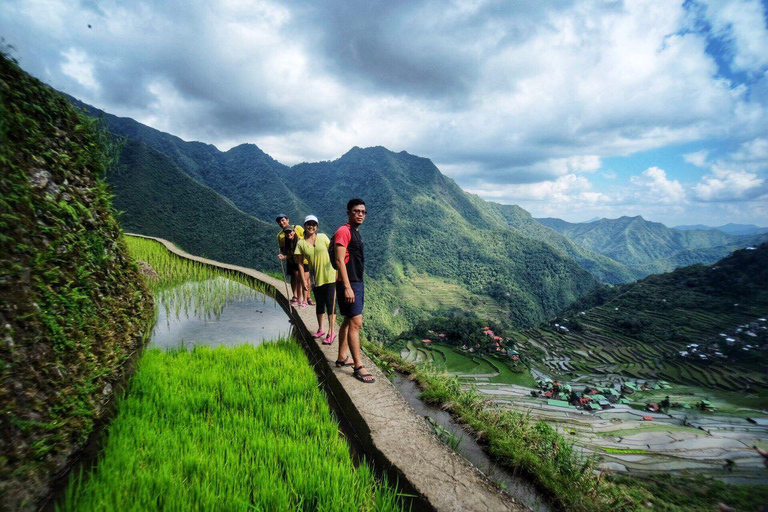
[0,53,154,509]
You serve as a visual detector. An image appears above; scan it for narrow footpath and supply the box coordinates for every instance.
[128,234,526,512]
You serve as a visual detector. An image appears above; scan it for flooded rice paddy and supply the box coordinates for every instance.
[401,342,768,485]
[151,277,292,349]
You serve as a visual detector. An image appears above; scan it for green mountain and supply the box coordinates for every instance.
[65,101,671,339]
[286,146,601,336]
[536,215,767,276]
[87,115,604,336]
[67,97,311,222]
[519,244,768,392]
[487,203,642,283]
[110,139,277,272]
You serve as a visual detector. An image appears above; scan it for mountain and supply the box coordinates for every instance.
[286,146,600,335]
[536,215,768,276]
[110,139,277,272]
[524,244,768,392]
[67,97,311,222]
[485,204,642,283]
[77,105,606,337]
[675,223,768,236]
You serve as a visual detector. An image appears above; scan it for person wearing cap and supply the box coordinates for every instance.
[294,215,338,344]
[275,214,309,307]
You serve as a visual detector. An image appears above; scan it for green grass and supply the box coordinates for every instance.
[59,341,404,511]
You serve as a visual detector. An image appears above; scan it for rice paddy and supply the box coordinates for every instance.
[59,342,403,511]
[57,235,404,510]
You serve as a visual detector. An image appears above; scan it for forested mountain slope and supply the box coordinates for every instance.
[523,244,768,391]
[488,203,642,283]
[109,139,277,272]
[68,97,311,221]
[536,215,767,276]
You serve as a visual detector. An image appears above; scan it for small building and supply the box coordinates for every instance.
[619,398,631,405]
[642,416,654,421]
[589,403,601,411]
[598,400,612,409]
[547,399,572,408]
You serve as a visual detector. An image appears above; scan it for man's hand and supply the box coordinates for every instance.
[277,253,286,260]
[345,286,355,303]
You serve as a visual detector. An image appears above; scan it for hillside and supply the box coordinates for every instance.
[286,147,600,336]
[67,97,311,222]
[517,244,768,392]
[488,203,642,283]
[0,54,154,509]
[536,215,767,276]
[109,139,278,273]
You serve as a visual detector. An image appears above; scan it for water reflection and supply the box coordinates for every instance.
[150,277,292,349]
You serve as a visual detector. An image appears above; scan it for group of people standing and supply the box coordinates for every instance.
[275,199,374,383]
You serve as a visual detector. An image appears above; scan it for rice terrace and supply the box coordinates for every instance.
[57,236,405,510]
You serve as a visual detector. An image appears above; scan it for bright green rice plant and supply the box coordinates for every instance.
[59,340,404,511]
[125,235,274,321]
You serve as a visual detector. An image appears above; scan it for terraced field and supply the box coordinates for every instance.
[400,341,536,386]
[516,310,768,393]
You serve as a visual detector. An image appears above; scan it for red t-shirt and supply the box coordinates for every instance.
[334,223,364,282]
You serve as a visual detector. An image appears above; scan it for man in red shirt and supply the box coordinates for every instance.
[334,199,374,383]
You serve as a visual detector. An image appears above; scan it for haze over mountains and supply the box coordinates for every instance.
[536,215,768,277]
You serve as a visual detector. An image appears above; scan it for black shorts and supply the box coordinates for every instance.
[286,261,308,275]
[313,283,337,315]
[337,281,364,318]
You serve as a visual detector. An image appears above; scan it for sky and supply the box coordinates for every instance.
[2,0,767,227]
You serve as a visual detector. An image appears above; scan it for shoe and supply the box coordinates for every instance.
[299,302,309,309]
[313,330,327,338]
[353,365,375,384]
[322,332,338,345]
[307,299,316,306]
[290,298,299,306]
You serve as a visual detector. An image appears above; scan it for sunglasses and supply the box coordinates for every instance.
[350,209,367,215]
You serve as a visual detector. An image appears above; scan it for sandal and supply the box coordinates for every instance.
[290,298,299,306]
[335,357,354,367]
[307,298,316,306]
[322,332,338,345]
[353,366,375,384]
[313,330,327,338]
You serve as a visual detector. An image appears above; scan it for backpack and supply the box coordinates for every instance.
[328,233,338,270]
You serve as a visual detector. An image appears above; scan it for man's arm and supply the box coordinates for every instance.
[335,244,354,303]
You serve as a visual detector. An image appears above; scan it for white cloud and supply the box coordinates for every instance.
[700,0,768,74]
[683,150,709,167]
[694,165,764,201]
[60,47,100,91]
[629,167,687,204]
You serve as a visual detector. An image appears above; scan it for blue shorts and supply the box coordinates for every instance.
[337,281,364,318]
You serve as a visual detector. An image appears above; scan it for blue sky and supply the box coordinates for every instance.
[2,0,767,227]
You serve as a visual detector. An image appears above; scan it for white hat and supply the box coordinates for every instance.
[304,214,319,224]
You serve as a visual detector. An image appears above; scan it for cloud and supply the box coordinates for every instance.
[683,150,709,167]
[629,167,687,204]
[698,0,768,74]
[691,138,768,201]
[1,0,767,227]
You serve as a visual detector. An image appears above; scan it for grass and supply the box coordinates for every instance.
[59,341,404,511]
